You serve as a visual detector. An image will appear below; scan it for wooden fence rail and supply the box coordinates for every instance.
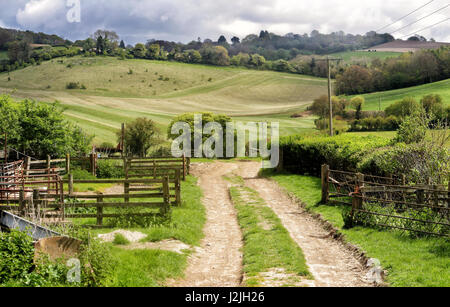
[321,164,450,238]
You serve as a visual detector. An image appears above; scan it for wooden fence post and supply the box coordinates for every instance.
[68,174,74,196]
[186,157,191,175]
[19,190,25,216]
[46,155,51,173]
[276,148,283,173]
[25,157,31,176]
[32,189,40,221]
[90,153,97,177]
[175,169,181,206]
[321,164,329,203]
[124,181,130,203]
[65,153,71,174]
[97,193,104,226]
[162,176,170,215]
[182,154,186,181]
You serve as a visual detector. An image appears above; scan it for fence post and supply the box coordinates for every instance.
[162,176,170,215]
[19,190,25,216]
[124,181,130,203]
[65,153,71,174]
[182,154,186,181]
[90,153,96,177]
[276,148,284,173]
[46,155,51,173]
[321,164,329,203]
[97,193,104,226]
[68,174,74,196]
[175,169,181,206]
[25,157,31,176]
[32,189,40,221]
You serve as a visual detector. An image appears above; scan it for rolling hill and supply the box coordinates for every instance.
[0,56,327,143]
[359,79,450,111]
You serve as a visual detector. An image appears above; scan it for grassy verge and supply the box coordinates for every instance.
[84,175,205,286]
[264,171,450,287]
[226,176,311,286]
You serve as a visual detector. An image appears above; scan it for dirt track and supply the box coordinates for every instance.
[170,161,373,287]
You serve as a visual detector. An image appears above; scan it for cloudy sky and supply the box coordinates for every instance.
[0,0,449,44]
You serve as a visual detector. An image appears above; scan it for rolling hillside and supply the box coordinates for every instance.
[0,56,327,143]
[359,79,450,111]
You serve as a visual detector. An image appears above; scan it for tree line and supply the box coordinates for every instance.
[335,48,450,95]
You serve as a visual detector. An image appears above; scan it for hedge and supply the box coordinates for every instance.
[280,134,449,184]
[280,134,390,176]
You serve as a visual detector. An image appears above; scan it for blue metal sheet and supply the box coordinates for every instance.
[0,210,61,241]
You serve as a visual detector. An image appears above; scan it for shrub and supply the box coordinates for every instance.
[96,160,124,179]
[66,82,80,89]
[67,168,97,180]
[0,230,34,284]
[280,134,390,176]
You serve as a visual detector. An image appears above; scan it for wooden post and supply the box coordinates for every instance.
[321,164,330,203]
[175,169,181,206]
[68,174,74,196]
[97,193,104,226]
[25,157,31,176]
[19,190,25,216]
[124,181,130,203]
[162,176,170,215]
[46,155,51,173]
[121,123,125,158]
[90,153,96,176]
[182,154,186,181]
[32,189,40,221]
[65,153,71,174]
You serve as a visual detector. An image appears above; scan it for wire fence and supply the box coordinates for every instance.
[321,165,449,238]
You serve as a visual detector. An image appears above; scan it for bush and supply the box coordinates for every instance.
[67,168,97,180]
[66,82,80,89]
[96,160,124,179]
[0,230,34,284]
[280,134,390,176]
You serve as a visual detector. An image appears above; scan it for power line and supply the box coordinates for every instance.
[400,17,450,38]
[390,3,450,34]
[377,0,435,32]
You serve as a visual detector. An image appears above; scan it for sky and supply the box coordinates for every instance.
[0,0,449,44]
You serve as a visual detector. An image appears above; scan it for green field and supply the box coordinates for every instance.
[358,79,450,111]
[0,56,328,144]
[330,51,401,64]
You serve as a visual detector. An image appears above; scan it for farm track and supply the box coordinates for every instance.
[172,161,373,287]
[167,162,244,287]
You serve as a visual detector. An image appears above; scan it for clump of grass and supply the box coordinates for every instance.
[128,69,133,75]
[113,234,130,246]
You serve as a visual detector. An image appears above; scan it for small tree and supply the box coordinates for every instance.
[395,110,429,144]
[121,118,161,157]
[350,96,365,120]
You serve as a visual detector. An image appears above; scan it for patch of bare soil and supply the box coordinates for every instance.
[167,162,244,287]
[241,163,373,287]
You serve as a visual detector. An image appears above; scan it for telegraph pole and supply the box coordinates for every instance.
[317,57,341,136]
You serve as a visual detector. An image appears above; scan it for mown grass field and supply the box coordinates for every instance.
[330,51,401,63]
[264,171,450,287]
[358,78,450,111]
[0,56,328,144]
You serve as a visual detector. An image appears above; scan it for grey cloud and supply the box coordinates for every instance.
[0,0,448,44]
